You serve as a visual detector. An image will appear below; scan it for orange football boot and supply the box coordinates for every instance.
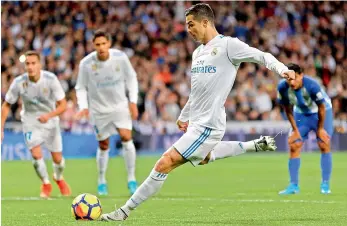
[40,183,52,198]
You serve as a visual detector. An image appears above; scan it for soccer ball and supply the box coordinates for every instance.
[71,193,102,220]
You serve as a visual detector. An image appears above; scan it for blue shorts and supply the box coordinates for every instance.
[294,109,334,140]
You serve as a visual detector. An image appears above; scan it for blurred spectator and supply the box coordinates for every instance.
[1,1,346,134]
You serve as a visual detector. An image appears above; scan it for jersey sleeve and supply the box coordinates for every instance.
[51,76,65,101]
[75,63,89,110]
[308,79,325,105]
[178,96,191,122]
[123,55,138,104]
[227,37,289,76]
[277,80,290,106]
[5,79,19,104]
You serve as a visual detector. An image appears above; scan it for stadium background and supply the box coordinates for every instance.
[1,1,347,160]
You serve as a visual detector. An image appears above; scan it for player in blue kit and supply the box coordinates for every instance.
[277,63,333,195]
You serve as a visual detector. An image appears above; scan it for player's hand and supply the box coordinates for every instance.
[129,102,138,120]
[281,70,295,80]
[317,128,330,144]
[1,130,4,142]
[288,129,302,144]
[37,114,51,123]
[75,109,89,120]
[177,120,189,133]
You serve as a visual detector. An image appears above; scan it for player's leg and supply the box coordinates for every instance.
[279,113,309,195]
[93,123,112,195]
[100,124,212,221]
[24,128,52,197]
[200,136,277,164]
[46,127,71,196]
[31,145,52,198]
[117,128,137,195]
[101,147,186,221]
[97,137,110,195]
[317,109,334,194]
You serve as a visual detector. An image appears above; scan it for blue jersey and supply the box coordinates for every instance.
[277,76,332,114]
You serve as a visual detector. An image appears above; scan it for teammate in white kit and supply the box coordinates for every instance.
[1,51,71,198]
[75,30,139,196]
[101,3,295,221]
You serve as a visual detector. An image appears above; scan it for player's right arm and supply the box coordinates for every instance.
[1,79,19,141]
[277,81,301,143]
[177,96,191,132]
[75,62,89,120]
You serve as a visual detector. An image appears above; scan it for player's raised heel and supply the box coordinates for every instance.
[100,205,129,221]
[128,181,137,195]
[98,183,108,196]
[40,183,52,198]
[54,178,71,196]
[320,182,331,194]
[254,136,277,152]
[278,183,300,195]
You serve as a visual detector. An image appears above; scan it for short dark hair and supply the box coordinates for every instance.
[185,3,215,23]
[25,50,40,60]
[93,30,111,42]
[287,63,303,74]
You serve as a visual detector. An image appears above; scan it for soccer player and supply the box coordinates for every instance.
[277,63,333,195]
[75,30,139,196]
[101,3,295,221]
[1,51,71,198]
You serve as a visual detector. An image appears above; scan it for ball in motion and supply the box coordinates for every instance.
[71,193,102,220]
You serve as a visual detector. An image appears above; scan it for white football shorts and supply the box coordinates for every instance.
[92,110,132,141]
[173,123,225,166]
[22,124,62,152]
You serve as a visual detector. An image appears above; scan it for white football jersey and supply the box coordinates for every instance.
[178,35,289,130]
[75,49,138,117]
[5,70,65,128]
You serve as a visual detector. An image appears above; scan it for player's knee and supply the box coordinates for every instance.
[289,141,303,158]
[154,155,173,173]
[51,152,62,164]
[318,140,330,153]
[154,149,183,173]
[119,132,132,142]
[31,146,42,159]
[99,140,109,150]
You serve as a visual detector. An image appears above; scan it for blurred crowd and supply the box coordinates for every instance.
[1,1,347,133]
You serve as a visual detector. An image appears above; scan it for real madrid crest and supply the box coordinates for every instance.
[211,48,218,56]
[92,64,97,71]
[115,65,120,72]
[43,87,48,95]
[22,81,28,89]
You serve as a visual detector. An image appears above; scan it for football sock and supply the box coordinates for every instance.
[121,169,168,214]
[289,158,300,185]
[53,157,65,181]
[96,147,109,184]
[321,152,332,183]
[33,158,50,184]
[122,140,136,182]
[208,141,255,162]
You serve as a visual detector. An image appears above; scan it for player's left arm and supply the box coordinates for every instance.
[124,54,139,120]
[37,76,67,123]
[309,82,330,144]
[227,38,295,80]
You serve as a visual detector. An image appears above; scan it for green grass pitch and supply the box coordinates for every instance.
[2,152,347,226]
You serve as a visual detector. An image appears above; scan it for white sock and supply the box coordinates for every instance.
[96,147,109,184]
[53,158,65,181]
[122,140,136,182]
[121,169,168,213]
[209,141,256,163]
[32,158,50,184]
